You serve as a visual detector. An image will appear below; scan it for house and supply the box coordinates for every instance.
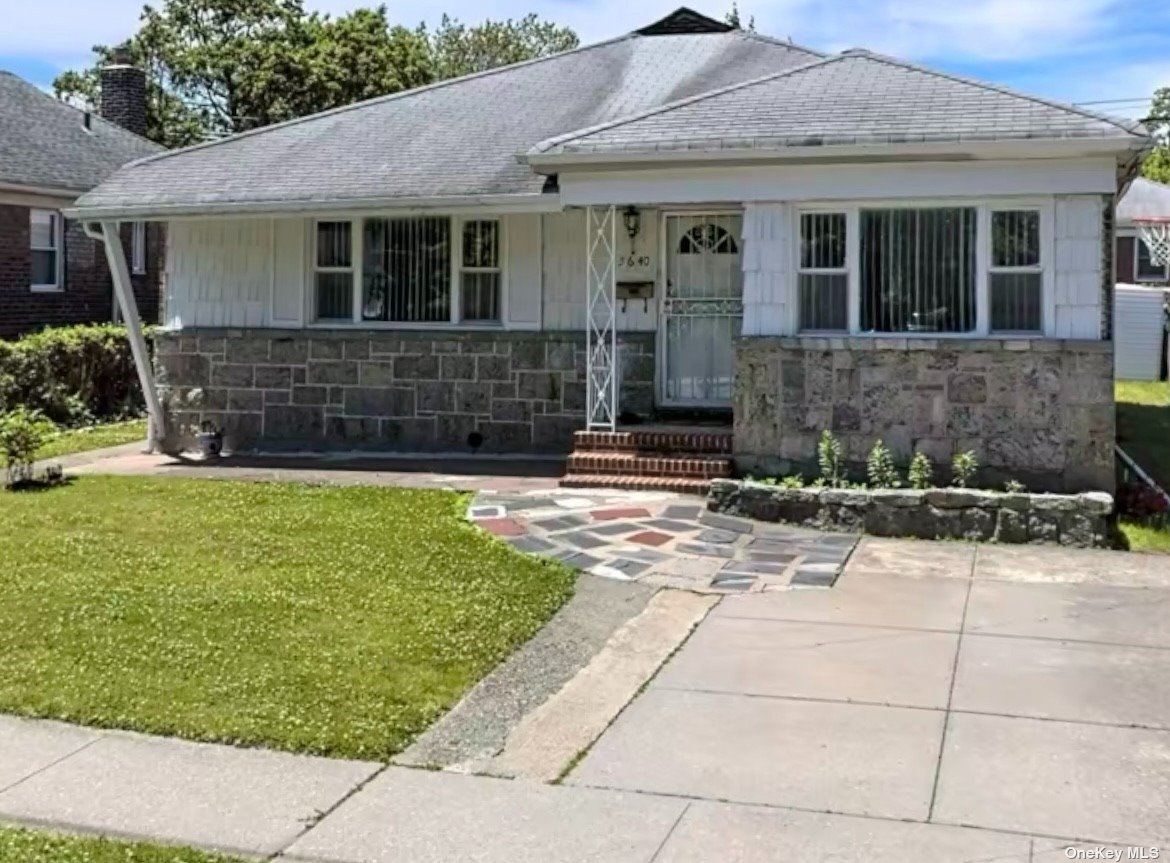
[67,8,1151,492]
[0,51,163,338]
[1117,176,1170,286]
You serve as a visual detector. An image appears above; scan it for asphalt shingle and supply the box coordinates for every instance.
[531,51,1145,157]
[0,71,162,193]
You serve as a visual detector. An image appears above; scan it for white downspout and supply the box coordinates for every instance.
[85,221,165,452]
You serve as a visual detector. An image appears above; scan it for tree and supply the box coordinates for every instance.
[724,3,755,31]
[428,13,578,80]
[54,0,575,148]
[1142,86,1170,184]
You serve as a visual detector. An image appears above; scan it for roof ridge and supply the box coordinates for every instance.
[838,48,1146,136]
[739,28,825,60]
[528,53,846,155]
[124,31,642,171]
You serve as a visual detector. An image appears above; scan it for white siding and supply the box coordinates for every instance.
[504,213,541,328]
[559,158,1118,207]
[271,218,306,326]
[165,219,272,328]
[1053,195,1104,339]
[541,208,660,332]
[1115,285,1168,380]
[741,202,793,336]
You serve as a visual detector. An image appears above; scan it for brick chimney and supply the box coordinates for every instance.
[100,44,147,137]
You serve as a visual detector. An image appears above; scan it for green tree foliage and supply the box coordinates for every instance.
[54,0,576,148]
[724,3,755,31]
[1143,87,1170,184]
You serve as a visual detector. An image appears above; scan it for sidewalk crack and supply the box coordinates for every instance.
[649,801,690,862]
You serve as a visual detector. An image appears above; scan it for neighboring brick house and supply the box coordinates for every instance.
[0,51,163,338]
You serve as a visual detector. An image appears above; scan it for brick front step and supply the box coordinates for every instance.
[566,452,732,480]
[559,473,714,495]
[572,429,733,456]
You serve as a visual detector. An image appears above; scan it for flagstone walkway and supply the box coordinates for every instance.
[469,488,859,593]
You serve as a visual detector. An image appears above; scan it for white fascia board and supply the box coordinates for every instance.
[0,182,82,209]
[525,137,1146,171]
[64,192,564,222]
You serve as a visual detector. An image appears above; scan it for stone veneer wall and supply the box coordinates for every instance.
[155,329,655,453]
[734,336,1115,493]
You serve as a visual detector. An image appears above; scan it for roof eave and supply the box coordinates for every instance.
[63,191,563,222]
[524,137,1151,171]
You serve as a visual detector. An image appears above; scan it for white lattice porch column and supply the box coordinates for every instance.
[585,205,618,430]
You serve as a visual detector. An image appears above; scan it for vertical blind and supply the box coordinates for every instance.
[363,217,451,323]
[860,207,977,334]
[989,209,1042,333]
[798,212,848,331]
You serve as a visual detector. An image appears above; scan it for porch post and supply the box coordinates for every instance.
[98,221,166,452]
[585,205,617,430]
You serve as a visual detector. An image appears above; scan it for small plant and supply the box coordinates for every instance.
[866,439,901,488]
[780,474,805,489]
[817,430,845,488]
[0,407,56,487]
[951,450,979,488]
[1003,478,1025,494]
[908,451,934,490]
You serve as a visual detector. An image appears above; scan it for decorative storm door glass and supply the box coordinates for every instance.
[662,214,744,405]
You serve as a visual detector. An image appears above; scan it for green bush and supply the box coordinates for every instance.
[0,324,149,426]
[952,450,979,488]
[0,407,56,486]
[817,430,845,488]
[908,451,934,490]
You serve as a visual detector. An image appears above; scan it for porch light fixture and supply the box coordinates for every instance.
[622,206,641,252]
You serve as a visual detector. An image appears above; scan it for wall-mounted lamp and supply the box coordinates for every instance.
[622,206,641,254]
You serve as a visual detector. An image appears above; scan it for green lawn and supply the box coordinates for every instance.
[1116,380,1170,491]
[0,827,241,863]
[1119,519,1170,554]
[0,476,573,760]
[36,419,148,460]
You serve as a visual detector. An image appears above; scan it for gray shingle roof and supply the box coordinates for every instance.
[530,51,1147,156]
[1118,177,1170,226]
[72,29,821,214]
[0,71,162,194]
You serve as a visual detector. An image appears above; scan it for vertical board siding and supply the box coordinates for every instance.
[271,218,306,325]
[166,219,273,328]
[1114,285,1168,380]
[741,202,792,336]
[1053,195,1104,339]
[505,213,541,327]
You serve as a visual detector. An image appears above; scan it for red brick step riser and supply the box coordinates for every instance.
[572,430,732,456]
[559,474,713,495]
[565,453,732,480]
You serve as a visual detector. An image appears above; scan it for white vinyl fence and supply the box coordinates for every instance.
[1114,284,1169,380]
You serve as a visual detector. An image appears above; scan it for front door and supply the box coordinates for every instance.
[661,213,744,406]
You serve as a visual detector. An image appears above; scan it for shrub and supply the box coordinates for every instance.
[952,450,979,488]
[866,439,901,488]
[908,451,934,490]
[817,430,844,488]
[0,324,150,426]
[0,407,55,486]
[780,475,805,489]
[1003,479,1026,493]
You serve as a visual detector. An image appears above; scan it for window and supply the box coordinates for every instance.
[679,223,738,255]
[30,209,62,291]
[460,219,500,321]
[798,212,848,331]
[314,221,354,320]
[860,207,977,334]
[1136,238,1170,283]
[362,217,451,322]
[313,216,506,325]
[989,209,1042,332]
[131,222,147,275]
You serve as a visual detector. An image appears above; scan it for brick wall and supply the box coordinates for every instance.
[155,329,656,453]
[0,205,163,338]
[733,336,1116,492]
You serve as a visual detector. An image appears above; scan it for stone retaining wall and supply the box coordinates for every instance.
[733,336,1115,493]
[708,478,1114,548]
[154,328,655,453]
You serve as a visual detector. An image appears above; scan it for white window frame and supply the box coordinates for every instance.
[307,215,507,328]
[131,221,147,275]
[987,206,1045,334]
[1134,235,1170,283]
[793,198,1054,339]
[457,217,503,323]
[30,208,63,293]
[796,210,850,334]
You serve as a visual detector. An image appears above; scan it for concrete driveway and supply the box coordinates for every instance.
[564,537,1170,858]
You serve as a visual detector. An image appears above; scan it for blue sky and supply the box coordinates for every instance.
[2,0,1168,120]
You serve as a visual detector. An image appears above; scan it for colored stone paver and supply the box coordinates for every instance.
[471,488,859,593]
